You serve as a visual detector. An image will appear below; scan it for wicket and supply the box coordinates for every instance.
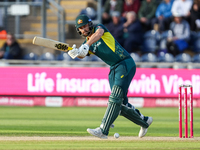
[179,84,193,138]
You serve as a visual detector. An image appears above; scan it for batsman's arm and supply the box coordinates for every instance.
[68,28,104,59]
[85,28,104,46]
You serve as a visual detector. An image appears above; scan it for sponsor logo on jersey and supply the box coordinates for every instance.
[96,26,103,29]
[93,41,101,53]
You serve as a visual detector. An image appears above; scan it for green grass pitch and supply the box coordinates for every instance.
[0,106,200,149]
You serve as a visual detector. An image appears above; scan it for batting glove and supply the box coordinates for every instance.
[68,44,79,59]
[78,44,89,58]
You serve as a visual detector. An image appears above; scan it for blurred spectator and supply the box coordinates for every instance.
[138,0,158,31]
[105,11,124,46]
[102,0,106,6]
[122,0,141,18]
[95,0,106,6]
[0,33,22,59]
[166,12,190,56]
[151,0,174,33]
[190,0,200,31]
[79,7,97,20]
[171,0,193,22]
[123,11,143,53]
[102,0,123,24]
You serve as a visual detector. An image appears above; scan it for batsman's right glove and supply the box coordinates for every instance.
[68,44,79,59]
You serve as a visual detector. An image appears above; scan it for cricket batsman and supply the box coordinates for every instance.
[68,14,153,139]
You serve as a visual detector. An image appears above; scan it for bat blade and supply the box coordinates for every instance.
[32,36,73,52]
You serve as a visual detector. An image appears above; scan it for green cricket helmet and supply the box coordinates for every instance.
[75,14,93,37]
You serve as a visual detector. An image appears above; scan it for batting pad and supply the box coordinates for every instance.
[101,85,124,135]
[120,104,149,128]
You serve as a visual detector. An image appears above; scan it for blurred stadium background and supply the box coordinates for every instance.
[0,0,200,109]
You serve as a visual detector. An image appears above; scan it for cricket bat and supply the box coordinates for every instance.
[32,36,73,52]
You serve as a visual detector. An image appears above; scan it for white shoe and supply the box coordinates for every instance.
[87,127,108,139]
[138,117,153,138]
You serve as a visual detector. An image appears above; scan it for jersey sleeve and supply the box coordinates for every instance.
[94,24,107,33]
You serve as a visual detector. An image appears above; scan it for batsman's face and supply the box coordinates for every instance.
[79,24,90,36]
